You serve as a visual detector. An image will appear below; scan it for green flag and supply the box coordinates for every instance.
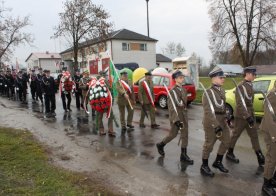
[109,60,119,97]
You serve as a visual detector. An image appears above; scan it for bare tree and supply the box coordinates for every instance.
[0,3,33,63]
[162,42,185,58]
[53,0,112,68]
[208,0,276,67]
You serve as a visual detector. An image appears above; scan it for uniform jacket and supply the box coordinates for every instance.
[41,76,55,95]
[5,74,14,87]
[15,76,28,90]
[235,80,254,119]
[79,77,91,92]
[116,79,135,105]
[259,87,276,142]
[202,84,227,129]
[73,74,82,91]
[138,79,155,105]
[168,85,187,124]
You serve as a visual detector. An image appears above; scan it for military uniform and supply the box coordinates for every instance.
[79,72,94,115]
[227,66,265,165]
[73,72,83,110]
[15,72,28,103]
[259,87,276,195]
[41,70,56,117]
[29,71,37,101]
[0,70,6,95]
[116,73,135,131]
[5,69,15,100]
[200,67,230,177]
[60,72,74,112]
[156,70,193,164]
[35,70,44,103]
[138,72,159,129]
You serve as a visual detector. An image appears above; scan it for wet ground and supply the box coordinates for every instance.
[0,94,266,196]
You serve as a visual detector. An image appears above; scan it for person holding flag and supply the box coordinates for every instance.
[116,71,135,133]
[138,71,160,129]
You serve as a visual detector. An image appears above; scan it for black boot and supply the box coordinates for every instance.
[200,159,214,177]
[156,142,165,156]
[212,154,229,173]
[180,148,194,165]
[226,148,240,163]
[262,178,276,196]
[256,150,265,166]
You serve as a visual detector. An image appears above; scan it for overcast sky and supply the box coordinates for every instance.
[6,0,212,66]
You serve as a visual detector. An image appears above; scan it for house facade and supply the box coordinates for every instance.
[25,52,62,73]
[60,29,158,74]
[156,53,172,70]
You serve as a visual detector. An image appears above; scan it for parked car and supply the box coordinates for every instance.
[115,63,139,72]
[225,76,276,118]
[133,73,196,109]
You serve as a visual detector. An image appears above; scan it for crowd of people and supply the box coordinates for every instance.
[0,65,276,195]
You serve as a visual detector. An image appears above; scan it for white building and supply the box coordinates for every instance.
[156,53,172,70]
[25,52,62,73]
[60,29,158,74]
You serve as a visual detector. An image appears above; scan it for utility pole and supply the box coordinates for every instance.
[146,0,149,37]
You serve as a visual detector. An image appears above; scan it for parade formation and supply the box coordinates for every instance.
[0,65,275,196]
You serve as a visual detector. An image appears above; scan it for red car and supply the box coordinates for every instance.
[133,73,196,109]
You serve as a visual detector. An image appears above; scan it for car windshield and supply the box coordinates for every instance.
[253,80,271,93]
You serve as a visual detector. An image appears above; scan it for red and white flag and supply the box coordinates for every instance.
[120,80,132,94]
[142,81,155,107]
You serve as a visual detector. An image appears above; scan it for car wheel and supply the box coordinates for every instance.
[225,104,233,117]
[159,95,167,109]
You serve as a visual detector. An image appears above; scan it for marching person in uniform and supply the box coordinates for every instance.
[79,70,95,115]
[5,68,15,100]
[259,84,276,196]
[41,70,56,118]
[36,67,44,104]
[73,69,83,110]
[0,69,6,96]
[156,70,193,164]
[97,71,116,137]
[15,70,28,104]
[116,71,135,133]
[59,71,75,112]
[226,66,265,166]
[29,69,37,101]
[138,72,160,129]
[200,67,230,177]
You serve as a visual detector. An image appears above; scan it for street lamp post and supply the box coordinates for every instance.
[146,0,149,37]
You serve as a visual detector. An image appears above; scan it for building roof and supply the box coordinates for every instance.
[156,54,171,62]
[25,52,61,62]
[60,29,158,55]
[172,56,191,62]
[217,64,243,74]
[256,65,276,75]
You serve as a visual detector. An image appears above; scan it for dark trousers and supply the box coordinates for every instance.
[61,92,71,110]
[7,86,14,99]
[0,85,4,95]
[18,89,27,102]
[36,91,43,102]
[31,86,36,100]
[75,91,83,109]
[44,94,56,113]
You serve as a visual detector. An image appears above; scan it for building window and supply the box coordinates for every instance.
[140,43,147,51]
[122,43,130,51]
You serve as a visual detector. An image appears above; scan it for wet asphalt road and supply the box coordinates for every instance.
[1,93,267,196]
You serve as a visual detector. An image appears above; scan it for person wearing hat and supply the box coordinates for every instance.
[259,83,276,195]
[29,69,37,101]
[73,69,83,110]
[79,70,95,115]
[116,71,135,133]
[138,71,160,129]
[41,70,56,118]
[200,66,230,177]
[5,68,15,100]
[35,67,44,104]
[226,66,265,166]
[156,70,193,164]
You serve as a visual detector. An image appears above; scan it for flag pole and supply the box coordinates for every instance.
[108,53,133,110]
